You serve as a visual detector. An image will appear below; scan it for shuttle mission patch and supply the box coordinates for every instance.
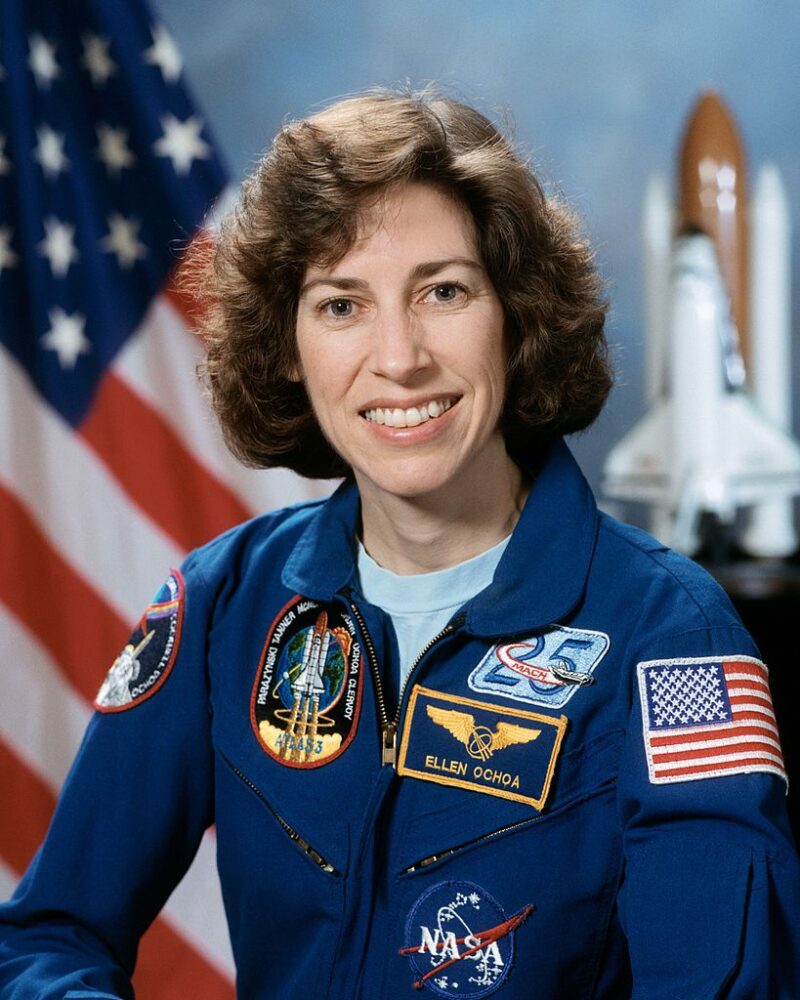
[95,570,185,712]
[251,596,363,768]
[399,880,533,997]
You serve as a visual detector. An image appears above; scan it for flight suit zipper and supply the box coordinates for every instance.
[222,753,341,875]
[348,600,461,768]
[401,816,539,873]
[400,776,619,874]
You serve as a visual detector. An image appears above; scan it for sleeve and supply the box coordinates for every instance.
[0,556,215,999]
[616,620,800,999]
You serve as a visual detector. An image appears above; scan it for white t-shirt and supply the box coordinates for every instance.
[356,534,510,696]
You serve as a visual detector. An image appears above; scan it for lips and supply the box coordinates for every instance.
[361,397,458,428]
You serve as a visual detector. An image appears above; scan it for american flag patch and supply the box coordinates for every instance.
[637,656,787,786]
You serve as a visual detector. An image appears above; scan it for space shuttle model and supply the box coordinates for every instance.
[603,92,800,556]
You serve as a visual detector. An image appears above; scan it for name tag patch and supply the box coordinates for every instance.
[397,685,567,809]
[468,625,609,709]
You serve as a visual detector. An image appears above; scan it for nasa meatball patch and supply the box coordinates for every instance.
[95,570,185,712]
[400,880,533,997]
[251,597,363,768]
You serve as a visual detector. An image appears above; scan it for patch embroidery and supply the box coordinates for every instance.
[637,655,787,786]
[397,685,567,809]
[468,625,609,709]
[95,570,184,712]
[251,596,363,768]
[400,880,533,997]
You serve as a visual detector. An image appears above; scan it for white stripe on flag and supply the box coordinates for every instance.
[0,605,91,790]
[163,832,235,978]
[0,857,19,904]
[0,344,183,622]
[113,297,331,517]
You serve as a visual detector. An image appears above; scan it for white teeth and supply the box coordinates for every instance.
[363,398,456,426]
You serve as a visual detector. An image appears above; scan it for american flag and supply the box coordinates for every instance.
[637,656,787,786]
[0,1,324,995]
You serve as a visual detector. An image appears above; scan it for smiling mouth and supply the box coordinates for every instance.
[361,397,458,428]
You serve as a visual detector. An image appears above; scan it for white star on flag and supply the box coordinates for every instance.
[0,226,18,274]
[0,134,10,175]
[101,213,147,268]
[143,24,182,83]
[40,307,91,369]
[153,114,210,174]
[38,217,79,277]
[96,123,137,175]
[33,125,70,179]
[28,34,61,89]
[81,33,117,86]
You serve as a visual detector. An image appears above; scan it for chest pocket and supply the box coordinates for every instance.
[393,725,624,875]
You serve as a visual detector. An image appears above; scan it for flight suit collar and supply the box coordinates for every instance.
[281,438,599,636]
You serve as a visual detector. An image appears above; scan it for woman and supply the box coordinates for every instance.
[1,89,798,999]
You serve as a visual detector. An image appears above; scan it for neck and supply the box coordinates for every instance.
[357,450,530,575]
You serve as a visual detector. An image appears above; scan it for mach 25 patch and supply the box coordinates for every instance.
[95,570,185,712]
[468,625,609,709]
[251,597,363,769]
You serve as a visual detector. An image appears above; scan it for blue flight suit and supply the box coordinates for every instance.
[1,439,799,998]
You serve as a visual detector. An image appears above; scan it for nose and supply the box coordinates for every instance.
[369,307,431,383]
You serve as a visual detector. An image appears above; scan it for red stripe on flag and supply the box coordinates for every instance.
[652,740,784,764]
[134,918,235,1000]
[729,694,775,711]
[651,724,779,747]
[656,756,785,779]
[0,483,128,703]
[723,661,769,682]
[79,372,250,551]
[0,740,54,874]
[0,742,233,997]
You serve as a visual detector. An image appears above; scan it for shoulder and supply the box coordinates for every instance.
[593,511,744,633]
[180,495,329,592]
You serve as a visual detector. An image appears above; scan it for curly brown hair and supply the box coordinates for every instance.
[194,87,611,478]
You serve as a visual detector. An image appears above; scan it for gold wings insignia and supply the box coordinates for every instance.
[426,706,542,757]
[426,705,475,748]
[492,721,541,751]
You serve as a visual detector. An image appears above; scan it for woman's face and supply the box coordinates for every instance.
[294,182,509,505]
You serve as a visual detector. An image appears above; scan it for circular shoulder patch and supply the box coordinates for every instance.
[402,880,531,997]
[251,596,363,768]
[95,569,185,712]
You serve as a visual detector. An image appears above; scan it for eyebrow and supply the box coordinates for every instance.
[299,257,485,296]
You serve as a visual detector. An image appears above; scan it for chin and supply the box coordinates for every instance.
[357,460,457,502]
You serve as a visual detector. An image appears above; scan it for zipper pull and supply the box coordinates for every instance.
[382,722,397,767]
